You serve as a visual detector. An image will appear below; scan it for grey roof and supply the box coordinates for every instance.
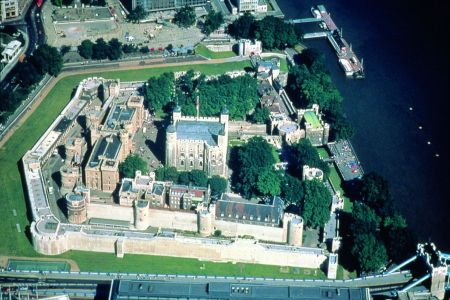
[176,120,224,146]
[215,196,285,225]
[106,105,135,130]
[111,279,371,300]
[167,124,176,133]
[151,183,164,196]
[89,135,121,167]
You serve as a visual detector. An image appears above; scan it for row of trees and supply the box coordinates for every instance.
[0,45,63,123]
[155,166,227,197]
[144,70,260,120]
[173,5,196,28]
[78,38,123,60]
[231,137,332,228]
[287,49,354,140]
[228,14,301,50]
[347,172,416,273]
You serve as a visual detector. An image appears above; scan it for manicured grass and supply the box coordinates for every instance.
[7,260,70,272]
[58,251,326,279]
[317,147,330,159]
[229,139,245,147]
[0,60,326,278]
[294,43,307,53]
[264,55,289,73]
[195,44,237,59]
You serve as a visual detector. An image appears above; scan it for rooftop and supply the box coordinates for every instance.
[88,135,121,168]
[176,120,225,146]
[105,105,136,131]
[304,111,322,128]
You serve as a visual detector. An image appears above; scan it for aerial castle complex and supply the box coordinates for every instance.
[22,77,338,274]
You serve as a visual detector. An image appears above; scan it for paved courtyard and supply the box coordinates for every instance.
[42,0,205,49]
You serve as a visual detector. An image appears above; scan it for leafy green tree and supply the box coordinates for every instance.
[281,174,304,207]
[155,166,178,182]
[360,172,392,215]
[352,233,388,272]
[31,45,63,76]
[119,154,148,178]
[173,5,196,28]
[204,10,224,35]
[108,38,122,60]
[122,44,138,54]
[92,38,110,60]
[257,168,281,196]
[235,137,277,198]
[228,13,255,39]
[190,170,208,187]
[208,176,227,197]
[254,16,299,50]
[17,62,43,88]
[250,106,270,124]
[351,202,381,235]
[382,221,416,264]
[60,45,71,56]
[178,171,190,185]
[78,40,94,59]
[290,139,329,177]
[128,5,148,23]
[301,180,332,228]
[145,72,175,111]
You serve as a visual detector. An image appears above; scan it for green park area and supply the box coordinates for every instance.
[7,259,70,272]
[195,43,237,59]
[0,59,333,279]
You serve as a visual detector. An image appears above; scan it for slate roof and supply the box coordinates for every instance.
[215,195,284,225]
[106,105,136,130]
[176,120,224,146]
[111,279,370,300]
[88,135,121,167]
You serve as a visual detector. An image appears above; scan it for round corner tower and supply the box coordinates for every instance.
[284,213,303,246]
[66,192,87,224]
[197,205,213,237]
[60,165,79,194]
[134,199,150,230]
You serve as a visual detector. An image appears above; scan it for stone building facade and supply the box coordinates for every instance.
[165,107,228,177]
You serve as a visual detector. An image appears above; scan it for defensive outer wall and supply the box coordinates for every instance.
[22,77,328,269]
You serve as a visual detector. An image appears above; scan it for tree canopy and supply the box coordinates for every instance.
[31,45,63,76]
[145,72,175,112]
[173,5,196,28]
[119,154,148,178]
[360,172,392,215]
[155,166,179,182]
[208,176,227,198]
[281,174,304,207]
[235,137,277,198]
[203,10,224,35]
[190,170,208,187]
[228,14,299,50]
[78,40,94,59]
[249,106,270,124]
[289,139,329,177]
[301,180,332,228]
[107,38,122,60]
[257,168,281,196]
[352,233,388,273]
[128,5,148,23]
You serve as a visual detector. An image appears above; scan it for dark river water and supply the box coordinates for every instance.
[276,0,450,249]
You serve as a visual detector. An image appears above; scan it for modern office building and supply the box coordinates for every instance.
[131,0,207,12]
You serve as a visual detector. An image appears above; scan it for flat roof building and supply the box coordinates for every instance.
[1,40,21,63]
[132,0,207,12]
[0,0,19,21]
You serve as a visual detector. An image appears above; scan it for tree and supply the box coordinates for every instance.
[289,139,329,177]
[204,10,224,35]
[155,166,179,182]
[301,180,331,228]
[128,5,148,23]
[190,170,208,187]
[78,40,94,59]
[235,137,277,198]
[17,62,43,88]
[145,72,175,111]
[228,13,255,39]
[281,174,304,207]
[178,171,190,185]
[122,44,138,54]
[60,45,71,56]
[108,38,122,60]
[140,46,150,54]
[254,16,299,50]
[31,45,63,76]
[173,5,196,28]
[119,154,148,178]
[208,176,227,198]
[351,202,381,235]
[92,38,110,60]
[257,168,281,196]
[352,233,388,273]
[250,106,270,124]
[360,172,392,215]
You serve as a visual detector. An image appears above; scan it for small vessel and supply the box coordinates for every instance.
[36,0,43,8]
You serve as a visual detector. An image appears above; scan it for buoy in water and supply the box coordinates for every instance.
[409,107,413,111]
[435,153,440,157]
[418,126,422,130]
[427,141,431,145]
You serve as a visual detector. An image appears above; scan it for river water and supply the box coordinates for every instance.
[276,0,450,249]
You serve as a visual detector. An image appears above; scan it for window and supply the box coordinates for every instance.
[199,161,203,167]
[180,160,184,166]
[190,161,193,167]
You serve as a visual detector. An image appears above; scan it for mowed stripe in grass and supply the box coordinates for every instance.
[60,251,326,279]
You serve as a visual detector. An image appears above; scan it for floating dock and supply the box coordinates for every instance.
[290,5,365,79]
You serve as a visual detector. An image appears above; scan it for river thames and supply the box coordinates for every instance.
[276,0,450,249]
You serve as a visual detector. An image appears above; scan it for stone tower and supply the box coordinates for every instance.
[165,124,176,167]
[60,165,79,195]
[197,203,213,237]
[134,200,150,230]
[283,213,303,246]
[66,192,87,224]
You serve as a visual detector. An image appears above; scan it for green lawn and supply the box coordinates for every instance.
[0,60,328,278]
[58,251,326,279]
[294,43,307,53]
[195,43,237,59]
